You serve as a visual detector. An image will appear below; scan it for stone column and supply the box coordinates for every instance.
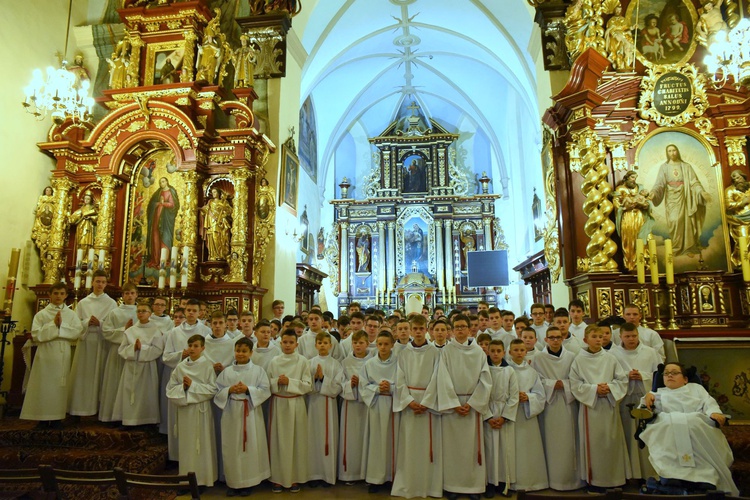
[93,175,121,273]
[180,170,201,283]
[435,220,445,293]
[228,167,251,282]
[386,221,396,302]
[43,177,77,284]
[483,217,493,251]
[340,222,349,296]
[444,219,454,304]
[377,221,386,299]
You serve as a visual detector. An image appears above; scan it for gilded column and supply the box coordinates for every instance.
[340,222,349,296]
[181,30,197,83]
[444,219,454,302]
[377,221,386,297]
[435,220,445,293]
[44,177,77,284]
[126,33,143,87]
[483,218,493,250]
[180,170,201,283]
[229,167,251,282]
[93,175,121,272]
[386,221,396,302]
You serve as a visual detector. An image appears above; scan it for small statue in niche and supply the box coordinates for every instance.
[613,171,655,270]
[232,34,256,88]
[697,0,729,47]
[201,187,233,261]
[356,231,371,273]
[69,190,98,257]
[31,186,55,255]
[196,10,223,84]
[460,228,476,271]
[107,37,131,90]
[725,169,750,269]
[605,3,636,71]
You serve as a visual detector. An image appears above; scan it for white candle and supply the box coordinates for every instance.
[87,248,95,267]
[98,249,105,271]
[169,273,177,289]
[159,248,168,269]
[171,246,178,265]
[85,273,92,289]
[181,271,188,288]
[75,249,83,268]
[181,247,189,288]
[158,275,166,290]
[74,274,81,290]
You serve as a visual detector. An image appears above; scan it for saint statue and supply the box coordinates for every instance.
[31,186,55,255]
[650,144,711,256]
[232,34,256,88]
[725,169,750,268]
[69,191,98,256]
[196,10,222,84]
[697,0,728,47]
[356,232,371,273]
[67,53,90,89]
[460,229,476,271]
[107,37,131,90]
[201,187,233,261]
[147,177,180,267]
[605,4,635,71]
[613,171,655,270]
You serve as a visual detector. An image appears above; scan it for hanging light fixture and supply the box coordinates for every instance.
[704,18,750,90]
[21,0,94,124]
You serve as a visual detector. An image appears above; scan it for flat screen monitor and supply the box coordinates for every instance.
[466,250,509,287]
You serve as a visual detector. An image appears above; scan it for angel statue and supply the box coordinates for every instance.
[697,0,729,47]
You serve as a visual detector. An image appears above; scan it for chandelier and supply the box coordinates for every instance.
[21,0,94,124]
[704,18,750,90]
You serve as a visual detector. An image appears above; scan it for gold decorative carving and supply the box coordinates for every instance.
[103,137,119,156]
[695,117,719,146]
[182,30,197,83]
[154,119,171,130]
[93,175,121,272]
[577,257,590,272]
[728,117,748,127]
[638,64,708,127]
[577,290,592,317]
[227,168,251,282]
[43,177,77,284]
[597,287,613,317]
[177,130,192,150]
[211,153,233,164]
[31,187,55,266]
[246,26,284,78]
[324,222,340,296]
[126,33,143,88]
[564,0,616,62]
[197,115,208,128]
[725,137,747,167]
[572,128,618,271]
[724,95,743,104]
[613,289,625,316]
[252,178,276,286]
[492,218,509,250]
[176,97,190,106]
[541,127,562,282]
[725,0,741,28]
[65,160,78,173]
[180,170,201,283]
[625,120,651,149]
[199,101,214,110]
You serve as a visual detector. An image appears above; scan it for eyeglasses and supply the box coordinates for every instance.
[663,370,683,376]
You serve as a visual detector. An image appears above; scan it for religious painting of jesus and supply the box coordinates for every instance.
[635,129,730,273]
[402,154,427,193]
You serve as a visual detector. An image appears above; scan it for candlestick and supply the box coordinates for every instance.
[648,237,659,285]
[666,283,678,330]
[652,286,665,331]
[740,235,750,282]
[636,239,645,284]
[97,249,105,271]
[664,239,674,285]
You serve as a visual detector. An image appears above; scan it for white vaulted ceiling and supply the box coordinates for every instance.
[296,0,541,192]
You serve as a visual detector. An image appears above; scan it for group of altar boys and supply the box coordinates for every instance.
[22,270,683,499]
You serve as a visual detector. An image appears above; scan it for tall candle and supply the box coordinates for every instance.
[98,249,105,271]
[648,237,659,285]
[169,246,178,288]
[170,246,178,267]
[181,247,189,288]
[74,273,81,290]
[158,275,166,290]
[740,235,750,282]
[159,248,168,269]
[87,248,95,267]
[75,249,83,269]
[664,239,674,285]
[85,272,92,289]
[635,239,645,284]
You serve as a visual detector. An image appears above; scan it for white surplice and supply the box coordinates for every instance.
[99,304,138,421]
[637,325,666,362]
[338,354,370,482]
[307,355,345,484]
[482,362,519,493]
[214,360,271,489]
[570,348,631,487]
[20,304,83,421]
[161,321,210,457]
[639,383,738,496]
[433,340,491,495]
[166,355,218,487]
[297,330,345,361]
[533,347,583,490]
[610,343,661,479]
[68,292,117,416]
[361,352,400,486]
[113,321,165,425]
[267,352,312,488]
[391,341,443,498]
[509,358,549,492]
[250,343,281,372]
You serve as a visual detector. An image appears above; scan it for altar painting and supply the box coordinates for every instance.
[396,208,435,278]
[626,0,698,67]
[125,149,184,286]
[635,129,729,273]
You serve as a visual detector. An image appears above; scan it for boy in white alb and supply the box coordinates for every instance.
[570,326,631,492]
[99,283,138,422]
[433,314,491,499]
[529,303,548,341]
[338,312,365,357]
[483,340,519,498]
[508,339,548,492]
[21,283,82,428]
[568,300,588,342]
[610,322,660,480]
[554,309,583,355]
[532,326,583,491]
[623,304,666,362]
[307,332,345,486]
[69,270,118,417]
[162,299,210,459]
[225,309,241,339]
[149,296,174,332]
[166,334,218,487]
[338,330,371,483]
[392,319,411,355]
[214,337,271,496]
[249,320,281,372]
[267,329,312,493]
[113,301,165,426]
[361,330,400,493]
[298,310,343,360]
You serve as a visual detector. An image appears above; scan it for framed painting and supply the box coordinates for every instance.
[634,128,730,273]
[298,96,318,182]
[144,41,185,86]
[625,0,698,67]
[280,144,299,213]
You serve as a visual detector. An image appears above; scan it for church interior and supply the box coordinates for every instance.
[2,0,750,497]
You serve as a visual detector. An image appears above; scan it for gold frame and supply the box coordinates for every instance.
[626,0,699,68]
[638,64,709,128]
[633,126,732,271]
[279,144,299,214]
[144,40,186,86]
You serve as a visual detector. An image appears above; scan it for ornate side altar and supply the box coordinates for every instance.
[28,0,281,316]
[530,0,750,329]
[329,106,503,314]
